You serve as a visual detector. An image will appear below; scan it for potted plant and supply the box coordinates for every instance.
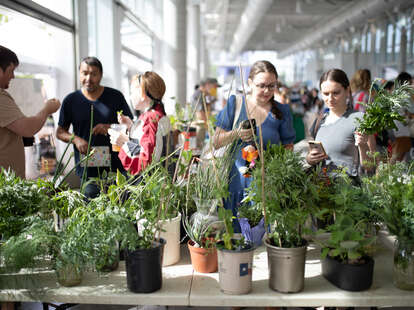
[1,213,89,287]
[216,207,255,295]
[112,168,166,293]
[0,168,52,239]
[317,172,376,292]
[247,144,317,293]
[132,166,181,267]
[362,162,414,290]
[182,210,220,273]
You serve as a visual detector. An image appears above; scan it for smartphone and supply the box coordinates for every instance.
[308,140,327,156]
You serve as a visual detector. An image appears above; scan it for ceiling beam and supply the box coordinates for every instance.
[229,0,273,58]
[278,0,408,58]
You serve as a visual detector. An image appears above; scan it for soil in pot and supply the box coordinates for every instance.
[187,240,218,273]
[321,255,374,291]
[264,239,307,293]
[125,238,166,293]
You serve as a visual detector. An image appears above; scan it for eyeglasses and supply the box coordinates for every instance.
[253,82,278,91]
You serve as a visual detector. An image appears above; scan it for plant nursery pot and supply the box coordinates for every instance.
[55,263,83,287]
[157,213,181,266]
[187,240,218,273]
[217,240,254,295]
[264,239,307,293]
[321,255,374,291]
[125,238,166,293]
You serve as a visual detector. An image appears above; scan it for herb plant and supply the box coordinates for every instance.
[356,82,414,135]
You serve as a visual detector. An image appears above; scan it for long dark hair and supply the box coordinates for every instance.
[248,60,283,120]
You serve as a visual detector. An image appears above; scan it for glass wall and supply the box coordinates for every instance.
[0,4,75,179]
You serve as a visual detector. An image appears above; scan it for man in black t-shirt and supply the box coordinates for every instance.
[56,57,133,198]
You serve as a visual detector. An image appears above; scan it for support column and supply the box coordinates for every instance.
[74,0,88,76]
[162,0,187,111]
[399,26,407,72]
[95,0,122,89]
[187,1,200,102]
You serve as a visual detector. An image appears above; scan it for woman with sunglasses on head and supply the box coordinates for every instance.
[108,72,170,175]
[213,60,296,232]
[306,68,375,177]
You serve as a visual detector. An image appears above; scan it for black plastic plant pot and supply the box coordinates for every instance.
[125,238,166,293]
[321,255,374,291]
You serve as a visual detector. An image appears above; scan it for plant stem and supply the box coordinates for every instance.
[80,105,94,192]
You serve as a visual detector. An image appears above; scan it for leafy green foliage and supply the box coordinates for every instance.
[247,144,316,248]
[319,215,375,264]
[362,162,414,241]
[238,200,263,227]
[317,172,377,263]
[0,169,52,238]
[356,82,414,135]
[216,207,246,250]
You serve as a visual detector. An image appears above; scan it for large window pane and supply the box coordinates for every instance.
[0,5,75,179]
[31,0,73,21]
[121,17,153,60]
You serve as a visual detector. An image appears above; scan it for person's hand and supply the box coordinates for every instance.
[118,114,133,130]
[354,131,368,146]
[108,128,129,147]
[73,136,89,154]
[44,98,61,114]
[237,128,254,142]
[306,149,327,165]
[92,123,110,135]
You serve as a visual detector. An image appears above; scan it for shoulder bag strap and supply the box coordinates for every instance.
[310,112,327,139]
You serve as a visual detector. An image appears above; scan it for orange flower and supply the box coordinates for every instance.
[242,146,259,162]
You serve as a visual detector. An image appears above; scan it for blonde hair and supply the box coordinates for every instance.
[350,69,371,93]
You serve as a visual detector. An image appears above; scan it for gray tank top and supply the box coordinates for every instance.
[315,110,363,176]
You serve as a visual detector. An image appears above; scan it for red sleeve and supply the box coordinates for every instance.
[118,111,160,175]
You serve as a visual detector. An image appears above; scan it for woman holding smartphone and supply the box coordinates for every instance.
[306,69,375,176]
[214,60,296,232]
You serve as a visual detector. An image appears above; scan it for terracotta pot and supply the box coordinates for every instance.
[187,240,218,273]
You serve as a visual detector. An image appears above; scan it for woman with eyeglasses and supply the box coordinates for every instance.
[108,72,171,175]
[213,60,296,233]
[306,68,375,176]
